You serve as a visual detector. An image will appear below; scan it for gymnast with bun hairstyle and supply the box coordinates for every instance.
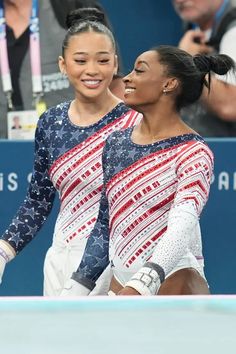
[0,8,141,296]
[61,45,235,296]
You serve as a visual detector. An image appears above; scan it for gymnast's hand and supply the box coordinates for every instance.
[117,286,141,296]
[60,278,90,296]
[0,253,6,284]
[0,240,15,284]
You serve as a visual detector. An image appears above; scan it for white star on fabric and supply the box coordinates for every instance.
[9,232,23,247]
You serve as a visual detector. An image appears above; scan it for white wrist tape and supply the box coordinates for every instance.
[0,240,15,284]
[125,262,165,296]
[0,256,6,284]
[0,240,15,262]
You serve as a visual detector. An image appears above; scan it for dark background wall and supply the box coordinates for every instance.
[99,0,183,73]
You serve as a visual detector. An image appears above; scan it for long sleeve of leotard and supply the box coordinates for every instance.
[0,115,56,254]
[71,147,111,291]
[149,143,213,275]
[72,185,110,290]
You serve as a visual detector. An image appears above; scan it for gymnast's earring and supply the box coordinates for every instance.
[163,89,167,94]
[62,71,67,77]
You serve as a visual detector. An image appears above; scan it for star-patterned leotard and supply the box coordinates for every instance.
[74,128,214,293]
[1,101,141,295]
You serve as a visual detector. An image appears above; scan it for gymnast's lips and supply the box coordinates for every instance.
[82,80,102,89]
[124,87,136,94]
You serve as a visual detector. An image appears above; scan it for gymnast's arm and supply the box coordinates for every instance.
[0,115,56,284]
[60,185,110,296]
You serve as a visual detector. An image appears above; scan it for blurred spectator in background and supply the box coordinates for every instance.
[0,0,124,139]
[172,0,236,136]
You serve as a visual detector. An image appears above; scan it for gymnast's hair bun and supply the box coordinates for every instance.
[66,8,105,29]
[193,54,235,75]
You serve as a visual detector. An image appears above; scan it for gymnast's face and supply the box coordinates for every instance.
[123,50,168,110]
[59,31,117,100]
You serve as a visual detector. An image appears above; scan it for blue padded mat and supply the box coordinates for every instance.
[1,295,236,354]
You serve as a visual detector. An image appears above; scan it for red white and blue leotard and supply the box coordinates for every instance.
[1,102,140,255]
[75,128,214,289]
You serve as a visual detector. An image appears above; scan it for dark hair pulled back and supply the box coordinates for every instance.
[153,45,235,111]
[62,8,116,55]
[193,53,235,75]
[66,8,105,29]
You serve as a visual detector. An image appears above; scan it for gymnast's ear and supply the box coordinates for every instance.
[58,56,66,76]
[162,77,179,93]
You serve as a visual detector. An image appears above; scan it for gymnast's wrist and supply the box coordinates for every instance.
[60,272,96,296]
[0,240,15,284]
[0,240,15,262]
[71,271,96,292]
[61,278,91,296]
[125,262,165,296]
